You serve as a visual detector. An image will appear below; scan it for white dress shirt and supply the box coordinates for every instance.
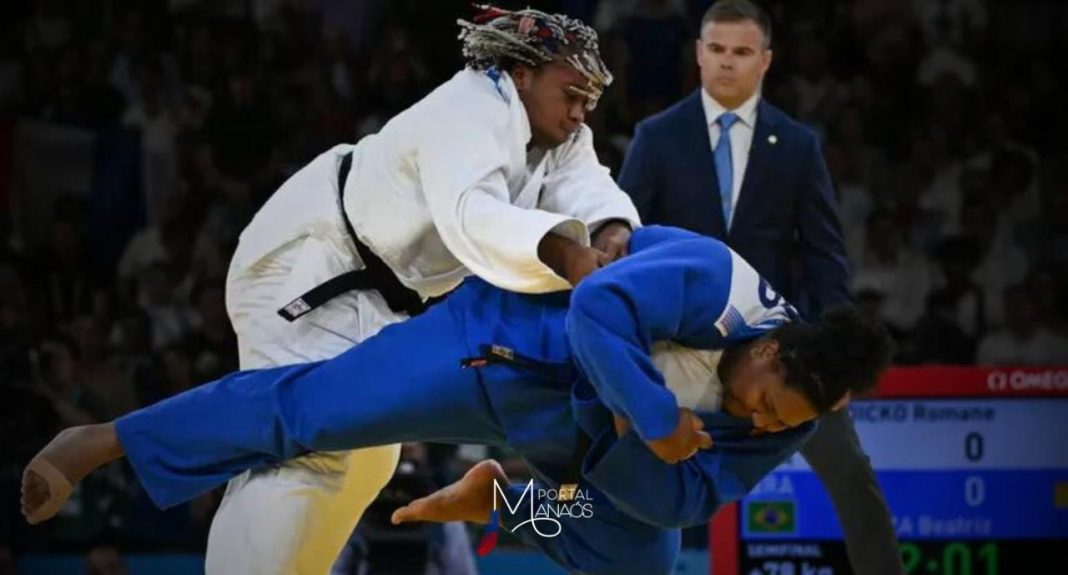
[700,89,760,227]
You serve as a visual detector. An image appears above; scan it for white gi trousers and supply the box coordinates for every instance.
[205,181,408,573]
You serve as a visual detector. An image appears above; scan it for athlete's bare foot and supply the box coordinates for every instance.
[21,423,124,524]
[391,459,508,526]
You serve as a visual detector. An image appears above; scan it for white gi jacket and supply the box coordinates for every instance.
[231,67,640,312]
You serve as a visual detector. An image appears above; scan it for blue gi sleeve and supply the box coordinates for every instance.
[566,231,733,441]
[580,421,816,528]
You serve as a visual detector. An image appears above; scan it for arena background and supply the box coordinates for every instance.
[1,0,1066,573]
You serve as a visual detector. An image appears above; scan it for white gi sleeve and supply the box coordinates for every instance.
[418,108,583,294]
[539,125,642,233]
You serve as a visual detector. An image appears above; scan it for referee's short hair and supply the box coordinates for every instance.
[700,0,773,49]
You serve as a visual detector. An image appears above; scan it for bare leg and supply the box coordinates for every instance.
[21,423,124,524]
[390,460,508,526]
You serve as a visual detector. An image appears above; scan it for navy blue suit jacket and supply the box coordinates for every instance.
[618,91,850,318]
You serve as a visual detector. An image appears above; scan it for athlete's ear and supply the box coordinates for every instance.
[749,338,780,361]
[510,64,535,92]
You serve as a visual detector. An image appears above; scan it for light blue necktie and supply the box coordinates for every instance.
[714,112,740,228]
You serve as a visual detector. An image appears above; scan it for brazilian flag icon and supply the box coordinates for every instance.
[746,500,796,534]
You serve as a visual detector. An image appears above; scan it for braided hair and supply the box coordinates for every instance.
[457,5,612,110]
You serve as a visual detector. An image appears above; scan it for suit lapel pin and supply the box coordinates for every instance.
[768,135,778,145]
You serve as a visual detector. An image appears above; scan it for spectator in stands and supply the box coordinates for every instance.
[186,280,237,381]
[852,209,931,331]
[109,310,155,400]
[117,192,189,291]
[854,288,907,349]
[909,127,964,240]
[36,196,97,326]
[1026,267,1067,336]
[121,57,182,225]
[69,314,136,418]
[959,196,1028,327]
[930,236,986,339]
[192,175,256,279]
[1029,156,1068,267]
[136,261,193,351]
[908,289,976,365]
[611,0,691,121]
[136,344,197,407]
[34,334,107,427]
[977,284,1068,365]
[784,31,847,134]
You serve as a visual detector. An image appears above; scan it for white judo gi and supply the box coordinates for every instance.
[208,67,639,574]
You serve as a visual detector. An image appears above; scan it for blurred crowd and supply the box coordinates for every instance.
[1,0,1066,568]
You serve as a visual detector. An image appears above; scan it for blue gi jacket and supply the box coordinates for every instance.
[457,226,813,531]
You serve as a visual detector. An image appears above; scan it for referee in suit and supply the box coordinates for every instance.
[618,1,902,573]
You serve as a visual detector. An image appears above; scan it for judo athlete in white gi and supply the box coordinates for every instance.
[23,227,894,575]
[204,6,636,572]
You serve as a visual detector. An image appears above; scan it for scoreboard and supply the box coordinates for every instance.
[711,366,1068,574]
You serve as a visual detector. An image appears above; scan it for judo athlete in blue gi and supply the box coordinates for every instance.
[22,226,893,575]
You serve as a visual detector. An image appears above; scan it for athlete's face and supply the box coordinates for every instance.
[513,61,590,148]
[721,339,824,434]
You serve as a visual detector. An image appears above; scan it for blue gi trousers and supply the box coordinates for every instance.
[115,279,680,575]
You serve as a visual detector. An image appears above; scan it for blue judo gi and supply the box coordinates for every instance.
[115,226,816,575]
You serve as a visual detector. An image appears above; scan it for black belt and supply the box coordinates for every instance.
[278,151,428,321]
